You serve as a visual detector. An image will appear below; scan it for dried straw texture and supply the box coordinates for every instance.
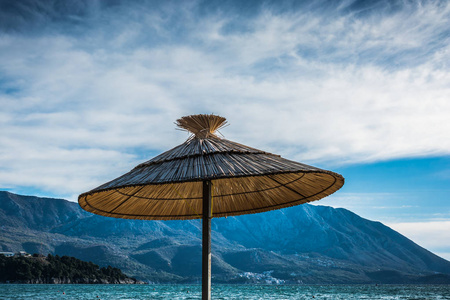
[79,135,344,220]
[176,114,227,139]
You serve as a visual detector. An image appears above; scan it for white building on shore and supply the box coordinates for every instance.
[0,251,31,257]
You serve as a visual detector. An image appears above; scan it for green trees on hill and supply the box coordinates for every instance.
[0,254,136,283]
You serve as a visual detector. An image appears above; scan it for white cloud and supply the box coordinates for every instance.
[1,1,450,197]
[386,221,450,261]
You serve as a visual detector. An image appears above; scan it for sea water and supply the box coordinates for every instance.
[0,284,449,299]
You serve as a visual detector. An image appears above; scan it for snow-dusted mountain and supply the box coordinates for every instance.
[1,191,449,283]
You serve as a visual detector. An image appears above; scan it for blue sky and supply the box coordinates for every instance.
[0,0,449,259]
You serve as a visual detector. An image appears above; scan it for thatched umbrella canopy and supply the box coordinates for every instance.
[79,114,344,299]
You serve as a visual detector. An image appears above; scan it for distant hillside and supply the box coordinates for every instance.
[1,191,449,283]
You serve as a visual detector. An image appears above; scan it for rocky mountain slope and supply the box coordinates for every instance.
[1,191,449,283]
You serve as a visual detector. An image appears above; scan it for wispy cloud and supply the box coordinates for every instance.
[386,221,450,261]
[1,0,449,197]
[315,190,450,223]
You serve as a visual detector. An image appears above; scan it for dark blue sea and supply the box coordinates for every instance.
[0,284,449,299]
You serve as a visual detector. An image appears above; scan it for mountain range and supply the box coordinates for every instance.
[1,191,449,283]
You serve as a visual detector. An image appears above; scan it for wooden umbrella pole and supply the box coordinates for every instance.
[202,180,212,300]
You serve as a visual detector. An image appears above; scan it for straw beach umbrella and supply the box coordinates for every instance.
[79,114,344,299]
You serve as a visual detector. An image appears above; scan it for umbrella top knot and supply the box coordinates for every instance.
[176,114,228,139]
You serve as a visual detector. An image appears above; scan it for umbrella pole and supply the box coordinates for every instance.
[202,180,212,300]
